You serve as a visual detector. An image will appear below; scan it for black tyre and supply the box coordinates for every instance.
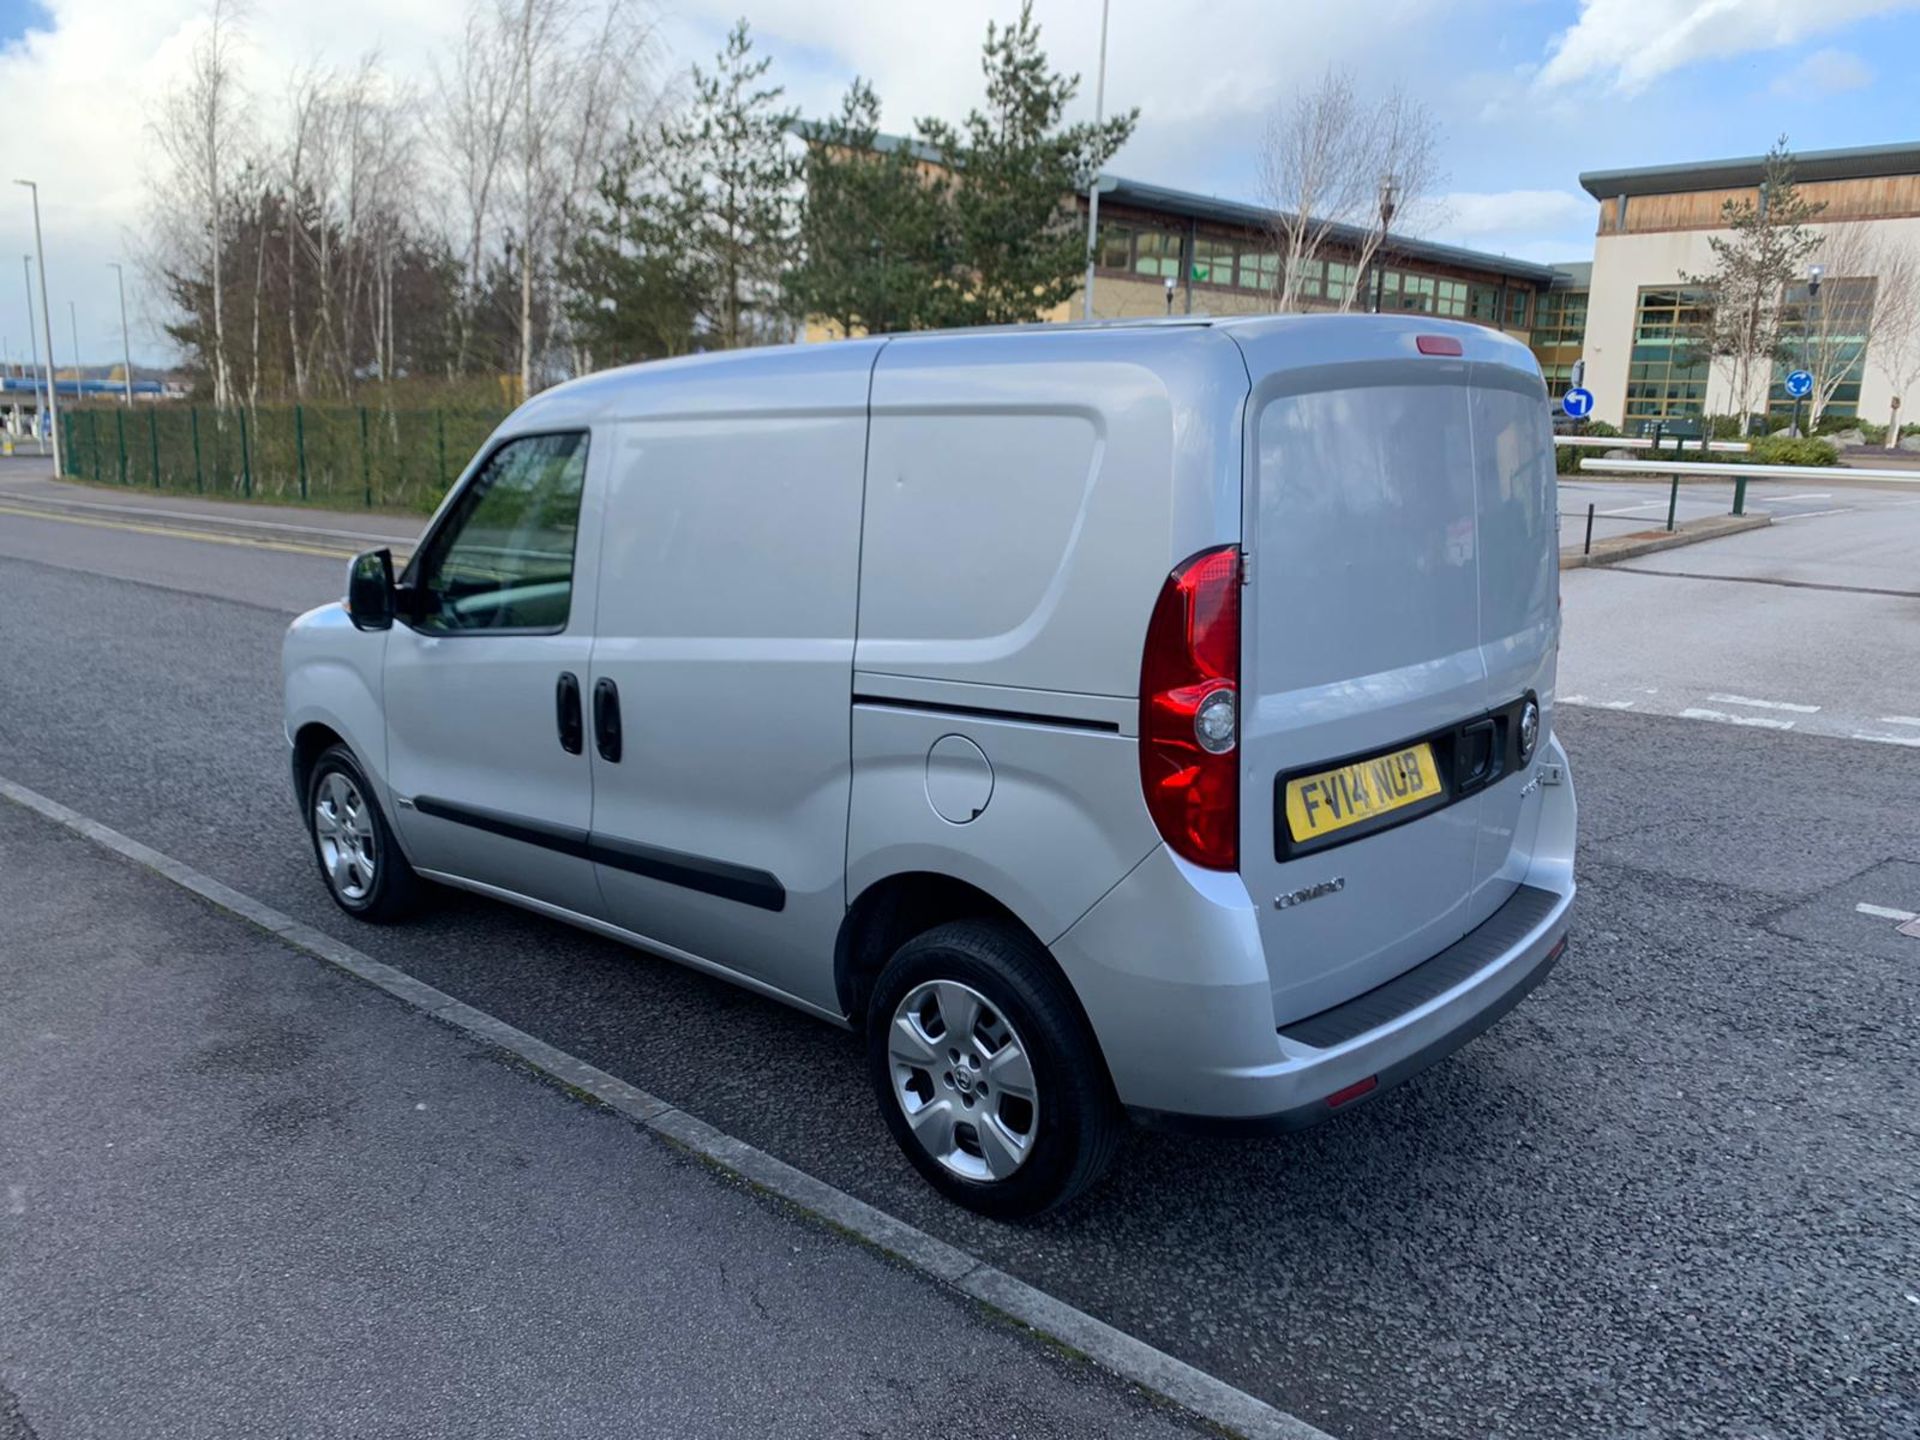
[304,744,421,923]
[867,920,1123,1219]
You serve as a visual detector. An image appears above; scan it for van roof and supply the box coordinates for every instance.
[517,312,1535,424]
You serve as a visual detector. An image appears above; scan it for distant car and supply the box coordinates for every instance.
[283,315,1576,1217]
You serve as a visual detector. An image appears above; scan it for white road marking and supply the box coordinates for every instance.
[1766,493,1832,502]
[1776,508,1855,520]
[1559,696,1637,710]
[1599,502,1670,516]
[1678,707,1796,730]
[1853,732,1920,748]
[1706,694,1821,713]
[1878,716,1920,728]
[1856,903,1919,922]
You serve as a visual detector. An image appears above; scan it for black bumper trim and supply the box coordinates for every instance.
[1279,883,1563,1049]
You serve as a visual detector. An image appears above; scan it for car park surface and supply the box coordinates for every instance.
[2,465,1916,1437]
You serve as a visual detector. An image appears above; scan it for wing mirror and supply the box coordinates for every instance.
[346,548,396,631]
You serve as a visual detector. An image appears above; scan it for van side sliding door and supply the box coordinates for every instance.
[583,343,883,1018]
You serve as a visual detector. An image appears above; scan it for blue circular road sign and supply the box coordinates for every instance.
[1785,369,1814,399]
[1561,386,1595,419]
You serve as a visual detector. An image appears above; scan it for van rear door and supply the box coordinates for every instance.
[1226,317,1557,1026]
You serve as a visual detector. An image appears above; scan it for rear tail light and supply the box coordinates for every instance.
[1139,545,1240,870]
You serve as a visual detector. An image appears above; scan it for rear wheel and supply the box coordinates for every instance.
[305,744,420,922]
[867,920,1122,1218]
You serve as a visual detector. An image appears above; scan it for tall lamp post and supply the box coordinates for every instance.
[16,179,60,475]
[1794,261,1823,437]
[21,254,43,452]
[1369,172,1400,315]
[109,262,134,406]
[68,300,80,395]
[1080,0,1111,321]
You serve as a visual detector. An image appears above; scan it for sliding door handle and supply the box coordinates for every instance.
[555,672,583,754]
[592,678,622,763]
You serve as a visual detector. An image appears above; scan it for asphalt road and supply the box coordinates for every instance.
[0,799,1208,1440]
[2,477,1917,1438]
[1560,484,1920,745]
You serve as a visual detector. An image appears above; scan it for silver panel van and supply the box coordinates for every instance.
[284,315,1576,1216]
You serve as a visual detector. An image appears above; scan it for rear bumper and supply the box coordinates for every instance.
[1127,891,1569,1136]
[1050,736,1575,1128]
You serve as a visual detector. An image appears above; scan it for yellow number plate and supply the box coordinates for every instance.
[1285,742,1443,843]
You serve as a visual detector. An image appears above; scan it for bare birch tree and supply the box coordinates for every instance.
[1258,70,1371,312]
[433,7,524,376]
[149,0,251,408]
[1336,89,1440,315]
[282,65,328,398]
[1258,73,1440,314]
[1870,255,1920,446]
[434,0,653,395]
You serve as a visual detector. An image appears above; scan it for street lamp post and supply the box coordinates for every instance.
[1794,262,1823,437]
[21,254,43,452]
[1081,0,1111,322]
[109,262,134,406]
[68,300,80,396]
[16,179,61,475]
[1369,173,1400,315]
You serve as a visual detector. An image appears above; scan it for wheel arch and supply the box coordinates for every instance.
[291,721,347,800]
[834,872,1114,1083]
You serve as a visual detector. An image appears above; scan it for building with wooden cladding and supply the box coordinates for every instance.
[1573,141,1920,429]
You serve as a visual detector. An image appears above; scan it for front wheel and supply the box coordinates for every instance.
[305,744,420,923]
[867,920,1122,1219]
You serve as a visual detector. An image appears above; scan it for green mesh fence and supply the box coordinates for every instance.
[59,404,504,514]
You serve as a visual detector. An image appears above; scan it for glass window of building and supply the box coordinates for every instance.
[1434,279,1469,317]
[1769,277,1876,421]
[1529,287,1587,397]
[1097,223,1135,271]
[1240,250,1280,294]
[1469,285,1501,323]
[1380,271,1437,313]
[1191,236,1236,287]
[1325,261,1356,304]
[1505,288,1531,329]
[1625,287,1711,421]
[1133,229,1185,279]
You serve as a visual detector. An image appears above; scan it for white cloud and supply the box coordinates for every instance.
[1434,188,1593,237]
[1771,46,1874,95]
[1423,189,1595,262]
[1536,0,1919,93]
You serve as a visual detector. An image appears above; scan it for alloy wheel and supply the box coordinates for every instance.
[886,979,1040,1182]
[312,770,377,903]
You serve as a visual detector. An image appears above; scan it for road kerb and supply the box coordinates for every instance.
[1561,511,1772,569]
[0,772,1334,1440]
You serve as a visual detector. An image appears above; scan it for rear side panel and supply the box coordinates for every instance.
[855,325,1247,701]
[845,326,1247,956]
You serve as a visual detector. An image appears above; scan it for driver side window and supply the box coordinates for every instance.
[413,431,588,634]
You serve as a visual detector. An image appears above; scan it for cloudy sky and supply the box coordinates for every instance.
[2,0,1917,367]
